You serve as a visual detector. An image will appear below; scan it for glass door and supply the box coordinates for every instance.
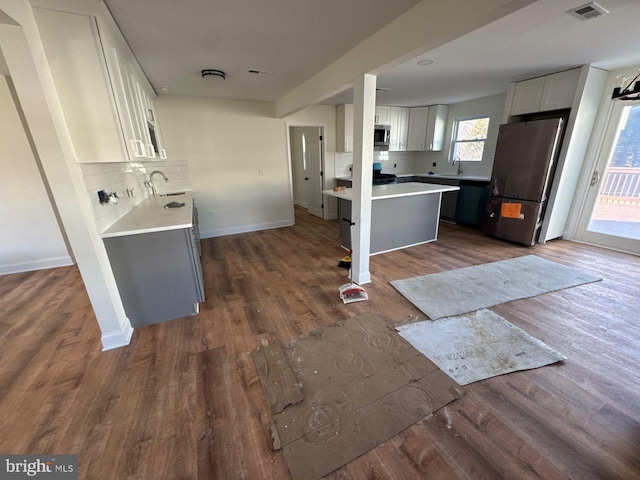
[575,101,640,254]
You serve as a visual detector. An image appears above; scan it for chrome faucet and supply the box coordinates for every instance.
[452,157,463,175]
[148,170,169,197]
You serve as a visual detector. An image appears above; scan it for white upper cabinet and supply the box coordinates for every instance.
[510,68,580,116]
[34,8,128,163]
[510,77,545,116]
[406,105,448,151]
[539,69,580,112]
[425,104,448,151]
[336,104,354,153]
[96,15,167,161]
[389,106,409,151]
[407,107,429,150]
[33,5,166,163]
[374,105,390,124]
[337,103,433,152]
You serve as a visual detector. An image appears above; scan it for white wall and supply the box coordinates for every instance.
[156,96,296,237]
[0,74,72,274]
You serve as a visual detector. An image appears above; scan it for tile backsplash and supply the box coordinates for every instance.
[80,160,192,233]
[334,151,418,178]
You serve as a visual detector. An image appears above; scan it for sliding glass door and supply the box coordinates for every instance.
[575,100,640,255]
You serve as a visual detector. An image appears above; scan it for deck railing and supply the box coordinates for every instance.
[599,167,640,203]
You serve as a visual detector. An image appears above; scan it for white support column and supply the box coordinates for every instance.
[351,74,376,285]
[0,2,133,350]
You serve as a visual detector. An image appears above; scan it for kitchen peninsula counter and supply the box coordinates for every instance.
[101,192,193,238]
[323,182,459,254]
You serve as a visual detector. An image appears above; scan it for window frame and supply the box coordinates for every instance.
[450,114,491,163]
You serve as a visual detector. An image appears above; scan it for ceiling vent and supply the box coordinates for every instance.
[568,2,609,20]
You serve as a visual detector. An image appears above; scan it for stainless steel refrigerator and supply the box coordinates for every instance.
[483,118,565,246]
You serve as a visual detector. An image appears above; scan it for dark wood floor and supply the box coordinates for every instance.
[1,206,639,479]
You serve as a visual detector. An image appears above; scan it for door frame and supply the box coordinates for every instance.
[286,122,327,219]
[570,97,640,255]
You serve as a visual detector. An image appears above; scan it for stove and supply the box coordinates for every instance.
[372,162,397,185]
[372,172,397,185]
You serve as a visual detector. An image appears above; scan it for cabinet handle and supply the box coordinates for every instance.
[159,149,167,160]
[132,139,145,157]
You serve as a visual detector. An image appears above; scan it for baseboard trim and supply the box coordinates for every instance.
[201,219,294,238]
[0,255,74,275]
[101,320,134,351]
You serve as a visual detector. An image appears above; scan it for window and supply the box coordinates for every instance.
[451,115,490,162]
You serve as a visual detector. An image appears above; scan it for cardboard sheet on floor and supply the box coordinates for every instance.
[255,313,464,480]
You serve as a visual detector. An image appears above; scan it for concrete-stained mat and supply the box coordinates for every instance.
[396,309,567,385]
[255,313,464,480]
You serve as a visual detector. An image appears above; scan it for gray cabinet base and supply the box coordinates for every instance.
[104,228,204,328]
[338,193,441,254]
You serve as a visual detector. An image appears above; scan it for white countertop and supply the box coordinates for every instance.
[323,182,459,201]
[101,192,193,238]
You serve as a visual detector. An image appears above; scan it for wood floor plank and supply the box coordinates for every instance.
[1,206,639,479]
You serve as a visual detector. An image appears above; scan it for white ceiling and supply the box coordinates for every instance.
[102,0,421,102]
[104,0,640,107]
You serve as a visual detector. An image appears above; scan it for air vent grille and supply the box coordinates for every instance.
[568,2,609,20]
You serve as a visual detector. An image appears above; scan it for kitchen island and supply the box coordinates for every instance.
[323,182,460,255]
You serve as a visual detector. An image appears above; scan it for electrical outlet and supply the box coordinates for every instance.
[209,210,216,218]
[259,168,265,176]
[432,162,437,167]
[394,163,397,168]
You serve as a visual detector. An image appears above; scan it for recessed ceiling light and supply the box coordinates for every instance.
[417,59,434,66]
[158,87,170,93]
[201,69,226,81]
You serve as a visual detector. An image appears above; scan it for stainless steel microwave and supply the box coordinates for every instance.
[374,124,391,147]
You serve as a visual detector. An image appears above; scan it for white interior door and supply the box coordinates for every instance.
[289,126,323,218]
[305,128,323,218]
[574,100,640,255]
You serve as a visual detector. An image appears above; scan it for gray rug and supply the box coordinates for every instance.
[396,309,567,385]
[390,255,601,320]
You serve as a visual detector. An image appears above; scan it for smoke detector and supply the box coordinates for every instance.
[568,2,609,20]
